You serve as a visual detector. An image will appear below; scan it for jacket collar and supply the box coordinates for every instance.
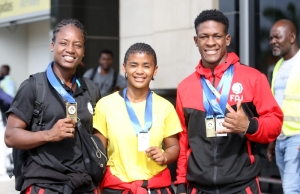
[195,52,240,80]
[75,77,88,96]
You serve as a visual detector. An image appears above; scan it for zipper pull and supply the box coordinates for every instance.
[148,189,151,194]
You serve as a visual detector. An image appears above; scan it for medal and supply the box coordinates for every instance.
[205,117,216,137]
[123,88,153,151]
[215,117,227,136]
[46,63,80,123]
[138,132,150,152]
[201,65,234,138]
[66,102,77,122]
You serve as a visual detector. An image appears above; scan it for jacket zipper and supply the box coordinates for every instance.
[211,68,216,87]
[211,68,219,194]
[213,138,219,194]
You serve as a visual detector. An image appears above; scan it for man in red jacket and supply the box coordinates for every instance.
[175,9,283,194]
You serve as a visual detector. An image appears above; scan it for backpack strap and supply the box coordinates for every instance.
[82,77,98,107]
[82,77,100,133]
[30,73,47,132]
[89,67,98,81]
[111,70,119,93]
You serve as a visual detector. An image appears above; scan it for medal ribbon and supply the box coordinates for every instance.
[46,62,80,103]
[201,65,234,118]
[123,88,152,136]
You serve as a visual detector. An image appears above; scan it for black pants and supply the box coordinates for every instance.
[22,185,97,194]
[187,180,260,194]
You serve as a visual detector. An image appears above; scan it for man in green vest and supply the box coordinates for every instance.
[268,19,300,194]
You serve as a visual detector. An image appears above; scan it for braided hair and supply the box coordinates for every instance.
[52,19,87,45]
[124,43,157,65]
[194,9,229,34]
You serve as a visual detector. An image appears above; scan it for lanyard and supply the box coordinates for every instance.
[59,74,80,95]
[201,65,234,118]
[123,88,152,136]
[46,62,80,103]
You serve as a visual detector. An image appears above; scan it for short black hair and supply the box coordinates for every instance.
[52,19,87,45]
[194,9,229,34]
[1,65,10,74]
[99,49,114,58]
[124,43,157,65]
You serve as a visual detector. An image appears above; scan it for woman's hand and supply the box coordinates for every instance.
[47,118,76,142]
[5,114,76,150]
[145,146,166,165]
[145,134,180,165]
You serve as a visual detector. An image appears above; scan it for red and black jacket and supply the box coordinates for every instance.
[175,53,283,193]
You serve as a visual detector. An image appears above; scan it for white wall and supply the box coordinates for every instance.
[0,20,50,88]
[27,20,51,76]
[0,24,28,88]
[120,0,219,89]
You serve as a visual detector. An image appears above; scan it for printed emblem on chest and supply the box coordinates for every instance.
[230,82,243,102]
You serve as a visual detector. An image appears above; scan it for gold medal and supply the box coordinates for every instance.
[66,102,77,122]
[205,117,216,137]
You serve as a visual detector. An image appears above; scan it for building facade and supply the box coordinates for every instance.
[1,1,299,192]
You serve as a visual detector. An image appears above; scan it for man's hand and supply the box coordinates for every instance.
[267,141,276,162]
[218,99,249,134]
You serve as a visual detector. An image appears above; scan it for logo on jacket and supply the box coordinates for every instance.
[232,82,243,94]
[230,82,244,102]
[87,102,93,114]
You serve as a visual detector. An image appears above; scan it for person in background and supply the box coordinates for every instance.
[0,64,16,126]
[84,49,127,97]
[267,19,300,194]
[0,65,16,98]
[94,43,182,194]
[175,9,283,194]
[4,19,101,194]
